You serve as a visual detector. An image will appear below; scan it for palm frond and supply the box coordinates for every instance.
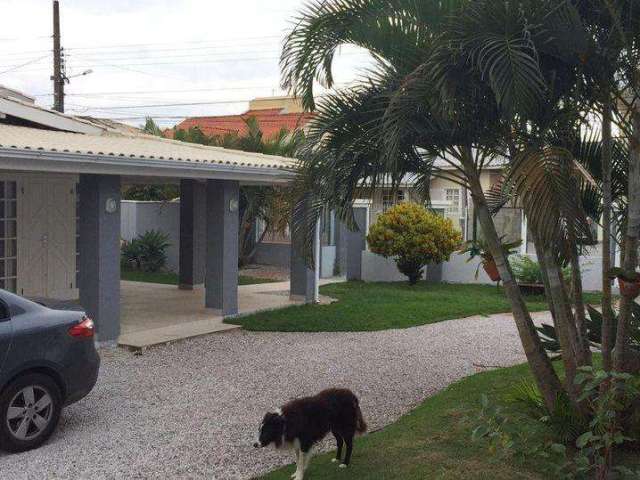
[280,0,462,110]
[501,147,595,261]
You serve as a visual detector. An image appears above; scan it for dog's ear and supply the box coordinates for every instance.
[265,412,284,425]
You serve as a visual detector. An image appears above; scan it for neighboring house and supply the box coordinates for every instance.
[0,88,320,344]
[166,96,314,139]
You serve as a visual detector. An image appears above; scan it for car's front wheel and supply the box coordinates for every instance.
[0,373,62,452]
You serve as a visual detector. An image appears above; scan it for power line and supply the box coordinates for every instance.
[4,51,369,73]
[0,54,50,76]
[32,81,352,98]
[67,99,266,110]
[0,38,284,63]
[33,85,285,97]
[62,34,283,51]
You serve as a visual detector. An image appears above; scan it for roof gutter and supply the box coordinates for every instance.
[0,148,297,185]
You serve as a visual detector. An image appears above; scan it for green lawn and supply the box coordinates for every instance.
[231,281,603,332]
[120,269,277,286]
[258,361,639,480]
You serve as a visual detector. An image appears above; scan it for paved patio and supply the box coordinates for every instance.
[118,279,338,349]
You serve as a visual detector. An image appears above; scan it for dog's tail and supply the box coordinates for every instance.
[354,398,367,434]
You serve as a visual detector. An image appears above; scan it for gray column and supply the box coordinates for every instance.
[179,179,206,289]
[334,217,349,276]
[205,179,239,315]
[78,174,121,343]
[426,262,443,282]
[346,207,368,281]
[289,199,316,302]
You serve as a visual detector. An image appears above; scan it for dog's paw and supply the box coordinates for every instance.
[331,458,339,463]
[339,464,348,469]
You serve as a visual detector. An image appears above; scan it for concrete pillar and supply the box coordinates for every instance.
[426,262,443,282]
[178,179,206,289]
[289,198,317,303]
[78,174,121,343]
[334,218,349,276]
[346,207,368,281]
[205,179,239,315]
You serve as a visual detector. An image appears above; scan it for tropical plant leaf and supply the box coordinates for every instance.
[500,147,595,262]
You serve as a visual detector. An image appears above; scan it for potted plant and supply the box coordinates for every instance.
[609,267,640,299]
[509,255,573,296]
[459,238,522,283]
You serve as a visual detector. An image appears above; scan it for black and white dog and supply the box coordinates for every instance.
[254,388,367,480]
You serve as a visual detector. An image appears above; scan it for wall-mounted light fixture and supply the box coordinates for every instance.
[105,197,118,214]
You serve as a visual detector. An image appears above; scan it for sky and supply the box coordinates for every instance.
[0,0,371,128]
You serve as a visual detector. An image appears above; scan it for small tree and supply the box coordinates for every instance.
[367,202,461,285]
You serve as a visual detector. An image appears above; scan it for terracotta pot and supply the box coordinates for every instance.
[618,278,640,299]
[483,260,501,282]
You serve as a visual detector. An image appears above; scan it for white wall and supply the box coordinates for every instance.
[121,200,180,272]
[442,252,608,293]
[361,251,433,282]
[321,246,336,278]
[441,253,495,284]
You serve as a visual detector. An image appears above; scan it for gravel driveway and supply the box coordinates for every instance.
[0,311,549,480]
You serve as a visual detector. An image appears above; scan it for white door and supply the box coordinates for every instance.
[19,178,49,297]
[19,177,76,299]
[47,181,76,299]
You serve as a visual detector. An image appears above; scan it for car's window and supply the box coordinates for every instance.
[0,299,10,321]
[0,289,43,318]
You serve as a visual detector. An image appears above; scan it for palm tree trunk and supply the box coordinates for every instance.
[532,232,581,400]
[614,107,640,372]
[601,101,615,372]
[462,157,563,410]
[568,232,591,365]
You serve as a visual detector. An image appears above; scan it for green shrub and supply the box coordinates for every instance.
[511,255,544,284]
[367,202,461,285]
[537,304,640,357]
[510,254,572,285]
[506,380,587,444]
[121,230,171,273]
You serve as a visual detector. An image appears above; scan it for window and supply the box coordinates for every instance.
[382,190,405,212]
[445,188,461,217]
[0,181,18,293]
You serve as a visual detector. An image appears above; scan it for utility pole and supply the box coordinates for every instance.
[52,0,65,112]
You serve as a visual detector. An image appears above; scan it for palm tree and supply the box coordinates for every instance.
[280,0,589,409]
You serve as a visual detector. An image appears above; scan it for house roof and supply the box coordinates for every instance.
[0,123,296,169]
[170,108,314,139]
[0,96,104,135]
[0,94,298,184]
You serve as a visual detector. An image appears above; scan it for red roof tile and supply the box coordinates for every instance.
[167,108,314,139]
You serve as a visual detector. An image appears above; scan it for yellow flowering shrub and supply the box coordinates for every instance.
[367,202,462,284]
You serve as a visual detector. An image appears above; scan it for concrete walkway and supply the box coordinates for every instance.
[118,278,341,348]
[0,310,551,480]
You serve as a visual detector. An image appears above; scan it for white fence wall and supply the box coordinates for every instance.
[121,200,180,272]
[121,201,336,278]
[442,252,607,292]
[361,250,607,292]
[361,251,431,282]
